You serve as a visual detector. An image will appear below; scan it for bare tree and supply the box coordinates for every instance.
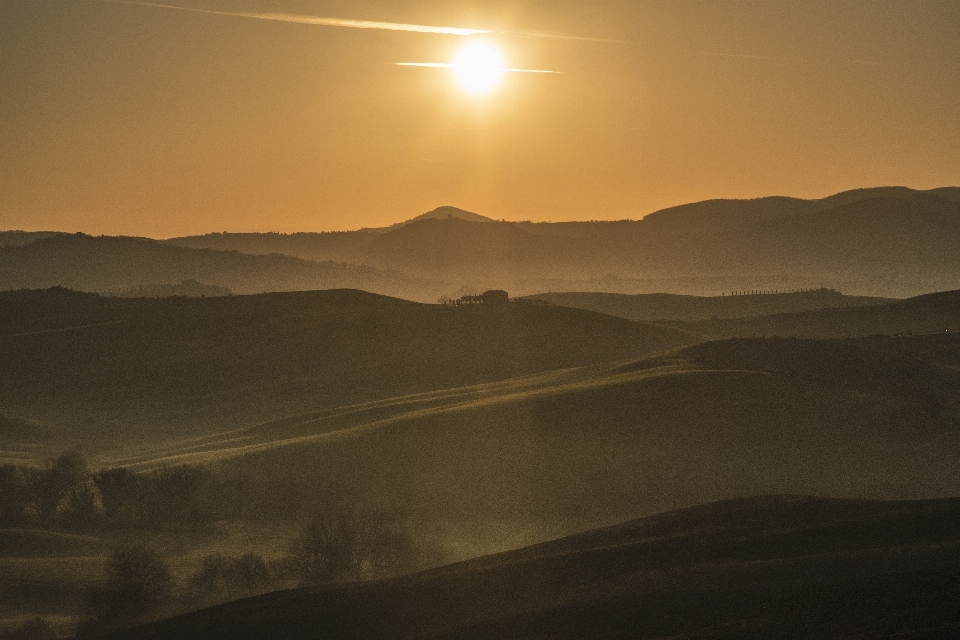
[291,511,414,585]
[32,450,90,527]
[92,467,142,528]
[185,553,272,608]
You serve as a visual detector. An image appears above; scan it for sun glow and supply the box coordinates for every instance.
[451,40,506,96]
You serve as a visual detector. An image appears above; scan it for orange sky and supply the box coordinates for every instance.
[2,0,959,237]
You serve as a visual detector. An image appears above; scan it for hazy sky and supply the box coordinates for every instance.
[2,0,959,236]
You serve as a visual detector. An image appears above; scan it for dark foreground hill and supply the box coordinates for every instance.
[119,333,960,528]
[0,288,696,450]
[107,495,960,640]
[168,187,960,297]
[522,288,893,322]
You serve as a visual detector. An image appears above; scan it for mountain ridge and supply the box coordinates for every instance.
[164,186,960,298]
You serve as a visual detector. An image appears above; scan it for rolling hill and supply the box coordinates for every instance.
[110,332,960,530]
[165,207,494,263]
[0,231,65,248]
[0,288,697,452]
[686,288,960,339]
[0,233,436,301]
[166,187,960,298]
[107,494,960,640]
[520,289,894,322]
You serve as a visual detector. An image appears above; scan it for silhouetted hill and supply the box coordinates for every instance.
[107,495,960,640]
[164,230,379,264]
[382,205,495,229]
[111,279,231,298]
[521,289,893,322]
[0,233,436,300]
[0,288,696,449]
[686,288,960,339]
[350,217,556,281]
[166,187,960,297]
[164,207,493,263]
[0,231,65,247]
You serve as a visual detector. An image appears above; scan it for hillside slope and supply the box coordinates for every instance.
[109,495,960,640]
[0,288,696,450]
[686,288,960,339]
[114,334,960,527]
[522,289,893,322]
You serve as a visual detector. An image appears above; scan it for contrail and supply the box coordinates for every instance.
[396,63,558,74]
[102,1,611,41]
[101,0,620,42]
[106,1,491,36]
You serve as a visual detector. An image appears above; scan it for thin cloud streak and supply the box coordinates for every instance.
[692,49,881,67]
[396,63,559,73]
[102,1,609,41]
[510,29,624,44]
[105,1,491,36]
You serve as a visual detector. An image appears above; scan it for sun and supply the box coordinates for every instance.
[451,40,506,96]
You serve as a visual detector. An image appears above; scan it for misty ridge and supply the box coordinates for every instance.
[165,187,960,299]
[3,187,960,301]
[3,188,960,639]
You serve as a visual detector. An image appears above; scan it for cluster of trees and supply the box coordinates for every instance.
[76,511,417,637]
[0,451,214,533]
[78,547,177,638]
[286,511,417,584]
[728,287,836,296]
[2,451,436,637]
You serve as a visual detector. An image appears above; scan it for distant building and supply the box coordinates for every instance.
[481,290,509,305]
[450,290,509,306]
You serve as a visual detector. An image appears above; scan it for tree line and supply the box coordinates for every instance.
[2,450,433,638]
[0,450,214,533]
[75,509,417,637]
[0,449,314,533]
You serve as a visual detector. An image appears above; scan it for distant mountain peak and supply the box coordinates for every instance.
[382,206,494,231]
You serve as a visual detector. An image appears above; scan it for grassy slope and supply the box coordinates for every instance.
[108,495,960,640]
[0,288,697,452]
[520,289,894,322]
[115,334,960,527]
[685,288,960,339]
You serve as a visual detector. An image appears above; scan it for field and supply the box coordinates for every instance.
[3,288,960,637]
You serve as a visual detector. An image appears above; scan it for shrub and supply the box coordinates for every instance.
[185,553,272,608]
[77,547,174,637]
[92,467,143,528]
[290,511,414,585]
[32,450,92,528]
